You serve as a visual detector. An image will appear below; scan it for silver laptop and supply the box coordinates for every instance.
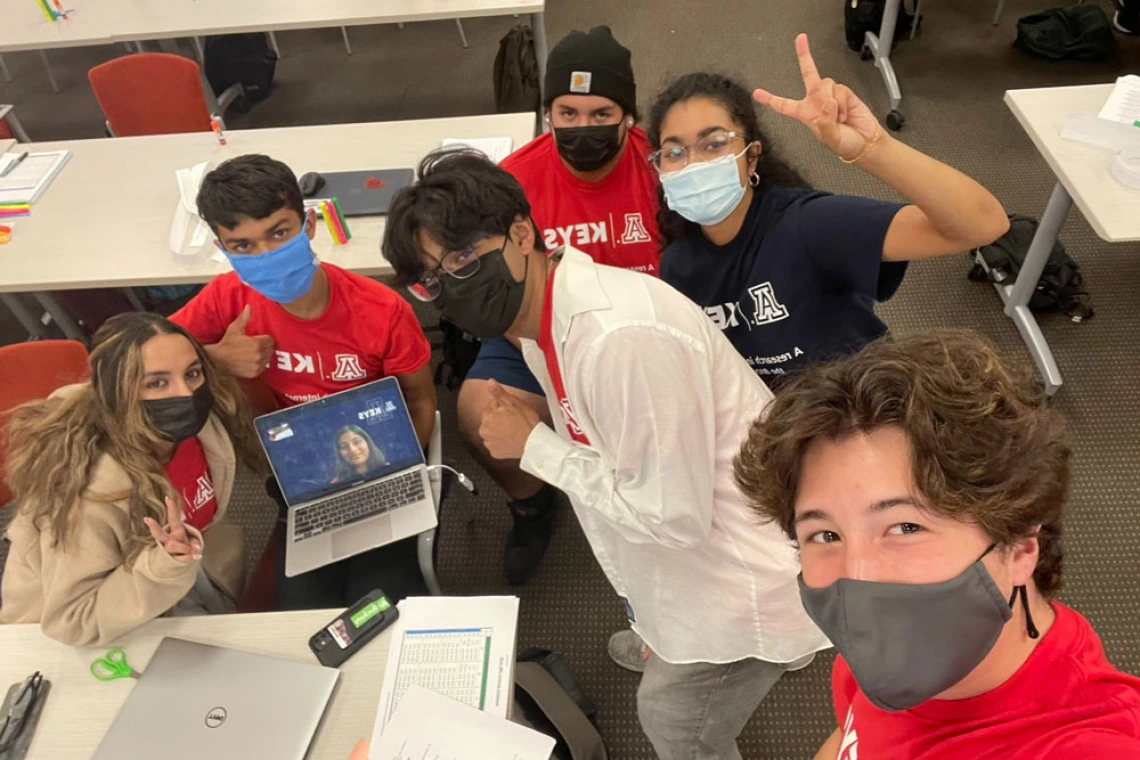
[92,637,339,760]
[256,376,438,577]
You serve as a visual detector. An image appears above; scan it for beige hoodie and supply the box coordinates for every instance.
[0,384,245,646]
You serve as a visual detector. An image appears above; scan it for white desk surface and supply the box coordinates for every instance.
[1005,84,1140,244]
[1,0,544,53]
[0,139,16,155]
[0,112,536,292]
[0,610,389,760]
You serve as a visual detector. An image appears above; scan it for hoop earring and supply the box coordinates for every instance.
[749,172,760,188]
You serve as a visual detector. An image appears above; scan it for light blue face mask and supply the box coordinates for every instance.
[661,152,748,227]
[223,229,320,304]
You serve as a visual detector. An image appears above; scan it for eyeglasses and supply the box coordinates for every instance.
[0,672,45,752]
[648,130,749,173]
[406,237,486,302]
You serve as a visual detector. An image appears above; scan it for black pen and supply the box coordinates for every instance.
[0,152,29,179]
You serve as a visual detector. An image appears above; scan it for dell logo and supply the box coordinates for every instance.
[205,707,227,729]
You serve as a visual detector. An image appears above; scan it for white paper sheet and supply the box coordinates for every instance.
[370,685,553,760]
[440,137,515,164]
[371,596,519,743]
[1097,74,1140,126]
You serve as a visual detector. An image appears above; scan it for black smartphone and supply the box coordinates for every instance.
[308,589,399,668]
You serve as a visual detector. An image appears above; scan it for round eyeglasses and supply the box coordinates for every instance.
[406,239,484,302]
[648,130,749,173]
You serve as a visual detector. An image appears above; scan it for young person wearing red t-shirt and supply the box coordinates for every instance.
[458,26,662,588]
[736,330,1140,760]
[171,154,437,611]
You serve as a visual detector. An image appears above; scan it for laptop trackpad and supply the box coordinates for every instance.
[332,518,391,559]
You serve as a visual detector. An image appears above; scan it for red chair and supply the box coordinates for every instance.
[0,341,90,507]
[88,53,242,138]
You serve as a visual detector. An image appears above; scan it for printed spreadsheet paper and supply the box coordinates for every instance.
[369,685,554,760]
[371,596,520,742]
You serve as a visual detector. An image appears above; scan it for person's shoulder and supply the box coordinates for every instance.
[327,264,405,304]
[501,133,555,178]
[1047,730,1140,755]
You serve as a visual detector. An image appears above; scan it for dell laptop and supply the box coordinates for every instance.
[256,376,438,577]
[92,637,339,760]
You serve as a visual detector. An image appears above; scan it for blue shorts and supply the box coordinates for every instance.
[465,338,545,397]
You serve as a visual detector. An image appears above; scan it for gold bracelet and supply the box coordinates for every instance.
[840,125,884,165]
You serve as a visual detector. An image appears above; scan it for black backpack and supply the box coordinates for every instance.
[203,33,279,109]
[968,214,1094,322]
[515,649,608,760]
[844,0,921,52]
[493,24,540,114]
[433,318,481,391]
[1014,5,1117,61]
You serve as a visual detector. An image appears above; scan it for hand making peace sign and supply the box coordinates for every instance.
[753,34,883,162]
[144,496,202,564]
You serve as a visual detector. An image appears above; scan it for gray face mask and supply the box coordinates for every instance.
[798,545,1038,713]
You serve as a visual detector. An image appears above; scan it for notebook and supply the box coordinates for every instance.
[0,150,70,205]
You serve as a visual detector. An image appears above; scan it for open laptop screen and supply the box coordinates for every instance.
[255,377,425,507]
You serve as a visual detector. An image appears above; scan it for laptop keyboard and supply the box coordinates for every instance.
[292,471,425,542]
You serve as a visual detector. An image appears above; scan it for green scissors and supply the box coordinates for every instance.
[90,648,137,682]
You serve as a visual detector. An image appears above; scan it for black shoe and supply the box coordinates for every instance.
[504,487,557,586]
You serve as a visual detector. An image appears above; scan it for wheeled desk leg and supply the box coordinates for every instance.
[38,50,60,94]
[863,0,904,129]
[996,181,1072,396]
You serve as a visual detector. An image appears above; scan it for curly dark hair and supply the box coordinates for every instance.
[734,329,1070,597]
[647,73,810,247]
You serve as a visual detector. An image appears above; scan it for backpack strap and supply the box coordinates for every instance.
[515,662,608,760]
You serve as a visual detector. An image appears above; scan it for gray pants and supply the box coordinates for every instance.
[637,653,787,760]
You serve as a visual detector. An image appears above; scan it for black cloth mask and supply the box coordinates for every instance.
[436,246,529,339]
[143,384,214,444]
[554,124,624,172]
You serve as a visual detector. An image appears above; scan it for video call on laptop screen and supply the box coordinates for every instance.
[255,378,425,506]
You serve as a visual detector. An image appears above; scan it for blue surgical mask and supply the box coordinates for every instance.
[223,230,319,304]
[661,153,747,227]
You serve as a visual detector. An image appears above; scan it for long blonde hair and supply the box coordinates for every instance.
[5,313,266,561]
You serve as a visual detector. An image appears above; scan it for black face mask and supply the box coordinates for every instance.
[143,384,214,444]
[436,246,529,339]
[554,124,624,172]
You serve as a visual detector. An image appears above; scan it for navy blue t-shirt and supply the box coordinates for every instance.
[660,186,907,387]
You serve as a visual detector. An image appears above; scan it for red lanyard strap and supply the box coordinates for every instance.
[537,267,591,445]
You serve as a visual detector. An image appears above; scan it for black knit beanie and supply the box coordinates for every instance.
[543,26,636,116]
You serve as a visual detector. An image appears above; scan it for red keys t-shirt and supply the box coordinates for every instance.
[829,603,1140,759]
[172,263,432,408]
[502,127,662,275]
[163,437,218,532]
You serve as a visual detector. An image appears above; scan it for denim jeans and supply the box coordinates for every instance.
[637,653,788,760]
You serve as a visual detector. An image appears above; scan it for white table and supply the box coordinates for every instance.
[0,0,548,98]
[0,112,536,339]
[1001,84,1140,395]
[0,610,390,760]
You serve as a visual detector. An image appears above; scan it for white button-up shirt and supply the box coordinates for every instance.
[519,246,829,665]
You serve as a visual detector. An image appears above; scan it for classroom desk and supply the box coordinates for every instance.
[0,610,390,760]
[1000,84,1140,395]
[0,112,536,340]
[0,0,548,99]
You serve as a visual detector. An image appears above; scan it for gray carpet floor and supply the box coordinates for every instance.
[2,0,1139,757]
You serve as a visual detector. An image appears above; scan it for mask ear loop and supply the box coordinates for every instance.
[1008,585,1040,639]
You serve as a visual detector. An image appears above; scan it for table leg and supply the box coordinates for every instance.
[864,0,902,117]
[194,36,206,63]
[341,26,352,56]
[454,19,469,49]
[1,294,49,340]
[31,292,85,341]
[268,31,282,58]
[530,12,548,102]
[0,55,11,83]
[1000,181,1072,396]
[38,50,60,94]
